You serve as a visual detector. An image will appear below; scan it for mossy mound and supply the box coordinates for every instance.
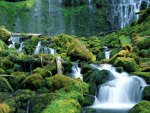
[0,40,6,53]
[114,57,139,72]
[0,27,11,42]
[129,101,150,113]
[33,67,52,78]
[0,103,11,113]
[67,38,96,61]
[51,34,96,61]
[30,93,54,113]
[0,76,14,93]
[22,73,44,90]
[143,86,150,101]
[42,99,81,113]
[136,37,150,50]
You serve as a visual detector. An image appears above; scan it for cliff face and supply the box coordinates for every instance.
[0,0,111,36]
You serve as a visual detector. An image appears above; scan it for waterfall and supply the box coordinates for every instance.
[71,63,83,81]
[47,0,65,36]
[89,64,147,110]
[34,41,56,55]
[104,46,111,59]
[106,0,150,28]
[8,35,22,49]
[18,42,24,52]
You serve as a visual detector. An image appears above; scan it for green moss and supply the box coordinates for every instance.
[0,27,11,42]
[0,103,11,113]
[22,73,44,90]
[143,86,150,101]
[114,57,139,72]
[33,67,52,78]
[67,38,96,61]
[42,99,81,113]
[129,101,150,113]
[7,72,27,90]
[30,93,54,113]
[137,37,150,50]
[0,40,6,53]
[0,76,14,93]
[83,95,95,107]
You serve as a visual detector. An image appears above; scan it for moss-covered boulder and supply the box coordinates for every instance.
[14,89,35,110]
[129,100,150,113]
[132,72,150,84]
[42,99,81,113]
[45,74,89,104]
[33,67,52,78]
[0,103,11,113]
[7,72,26,90]
[0,76,14,93]
[136,37,150,50]
[22,73,44,90]
[114,57,139,72]
[30,93,54,113]
[0,40,6,53]
[83,95,95,107]
[0,27,11,42]
[67,38,96,61]
[143,86,150,101]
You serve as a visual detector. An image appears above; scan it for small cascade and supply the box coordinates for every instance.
[26,100,31,113]
[18,42,24,52]
[106,0,150,28]
[8,35,24,52]
[88,64,147,111]
[104,46,111,59]
[34,41,56,55]
[71,62,83,81]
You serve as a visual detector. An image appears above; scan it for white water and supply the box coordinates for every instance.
[34,41,56,55]
[104,46,111,59]
[18,42,24,52]
[106,0,150,28]
[89,64,147,110]
[71,63,83,81]
[8,35,23,51]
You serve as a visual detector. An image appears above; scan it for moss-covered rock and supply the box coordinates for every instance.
[22,73,44,90]
[42,99,81,113]
[143,86,150,101]
[0,103,11,113]
[114,57,139,72]
[33,67,52,78]
[30,93,54,113]
[0,76,14,93]
[83,94,95,107]
[136,37,150,50]
[0,27,11,42]
[132,72,150,84]
[0,40,6,53]
[67,38,96,61]
[129,100,150,113]
[7,72,26,90]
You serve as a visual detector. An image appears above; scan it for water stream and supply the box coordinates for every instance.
[71,62,83,81]
[86,64,147,113]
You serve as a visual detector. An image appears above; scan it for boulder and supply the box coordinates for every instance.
[42,99,81,113]
[129,100,150,113]
[143,86,150,101]
[114,57,139,72]
[0,27,11,42]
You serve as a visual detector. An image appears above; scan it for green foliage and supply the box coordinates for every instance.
[0,76,14,93]
[0,103,11,113]
[22,73,44,90]
[129,101,150,113]
[0,27,11,42]
[143,86,150,101]
[114,57,140,72]
[42,99,81,113]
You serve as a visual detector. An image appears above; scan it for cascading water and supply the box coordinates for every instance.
[104,46,111,59]
[106,0,150,28]
[18,42,24,52]
[8,35,22,50]
[71,62,83,81]
[34,41,56,55]
[88,64,147,113]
